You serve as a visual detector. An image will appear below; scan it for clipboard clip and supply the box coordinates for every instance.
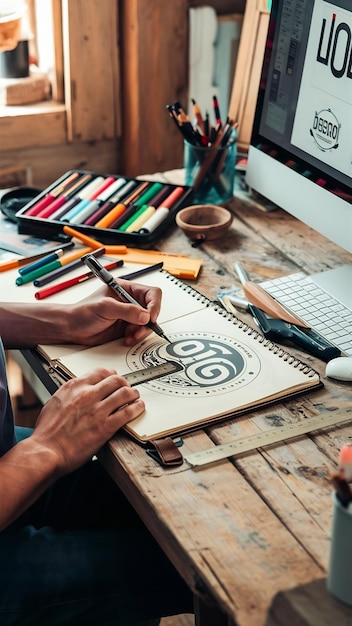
[146,437,184,467]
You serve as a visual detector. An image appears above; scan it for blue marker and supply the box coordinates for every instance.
[18,249,64,275]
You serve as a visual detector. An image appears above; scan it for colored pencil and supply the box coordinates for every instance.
[62,225,103,249]
[35,174,94,219]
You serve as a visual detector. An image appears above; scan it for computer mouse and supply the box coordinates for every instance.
[326,357,352,382]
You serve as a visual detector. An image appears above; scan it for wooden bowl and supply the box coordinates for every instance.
[176,204,233,241]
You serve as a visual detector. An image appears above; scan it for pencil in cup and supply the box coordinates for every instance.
[184,123,237,204]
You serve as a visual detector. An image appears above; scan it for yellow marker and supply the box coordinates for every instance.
[125,206,155,233]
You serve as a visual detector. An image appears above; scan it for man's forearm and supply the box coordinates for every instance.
[0,437,62,531]
[0,303,69,348]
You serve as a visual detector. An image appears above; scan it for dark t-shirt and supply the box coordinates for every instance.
[0,339,16,456]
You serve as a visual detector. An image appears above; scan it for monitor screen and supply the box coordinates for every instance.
[246,0,352,255]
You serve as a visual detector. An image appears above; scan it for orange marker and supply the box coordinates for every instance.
[62,225,103,249]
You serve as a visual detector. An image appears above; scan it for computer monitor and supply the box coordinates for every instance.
[246,0,352,299]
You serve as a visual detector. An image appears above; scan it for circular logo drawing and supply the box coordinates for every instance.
[126,330,261,397]
[310,108,340,151]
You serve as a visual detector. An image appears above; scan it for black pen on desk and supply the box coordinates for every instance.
[83,255,170,342]
[119,262,163,280]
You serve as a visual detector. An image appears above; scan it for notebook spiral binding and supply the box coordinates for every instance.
[162,271,319,378]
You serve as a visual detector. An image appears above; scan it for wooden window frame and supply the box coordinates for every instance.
[0,0,121,187]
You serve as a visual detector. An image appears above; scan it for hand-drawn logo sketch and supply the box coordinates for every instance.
[126,331,261,397]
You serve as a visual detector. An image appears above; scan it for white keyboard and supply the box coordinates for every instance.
[259,272,352,357]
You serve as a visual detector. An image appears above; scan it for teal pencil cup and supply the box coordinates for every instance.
[327,493,352,606]
[184,130,237,205]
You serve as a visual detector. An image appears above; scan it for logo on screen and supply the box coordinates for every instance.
[316,12,352,80]
[310,108,340,151]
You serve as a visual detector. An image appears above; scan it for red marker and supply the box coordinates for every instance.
[159,186,185,209]
[34,260,123,299]
[24,172,81,216]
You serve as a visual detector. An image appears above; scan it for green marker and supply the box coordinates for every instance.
[16,259,62,285]
[119,204,150,232]
[133,182,163,208]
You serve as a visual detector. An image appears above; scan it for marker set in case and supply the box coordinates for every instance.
[16,169,193,246]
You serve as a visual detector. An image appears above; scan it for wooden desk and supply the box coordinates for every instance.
[94,181,352,626]
[12,176,352,625]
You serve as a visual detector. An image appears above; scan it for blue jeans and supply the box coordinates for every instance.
[0,428,193,625]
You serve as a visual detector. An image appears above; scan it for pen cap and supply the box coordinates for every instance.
[338,445,352,481]
[327,492,352,606]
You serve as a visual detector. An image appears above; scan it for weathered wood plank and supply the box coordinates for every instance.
[100,422,325,626]
[0,138,121,189]
[119,0,189,177]
[96,182,352,626]
[62,0,120,142]
[0,104,66,151]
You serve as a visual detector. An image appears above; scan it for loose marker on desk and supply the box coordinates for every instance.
[15,247,93,285]
[18,249,64,275]
[34,259,124,299]
[33,247,106,287]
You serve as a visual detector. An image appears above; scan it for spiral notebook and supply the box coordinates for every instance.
[38,269,322,444]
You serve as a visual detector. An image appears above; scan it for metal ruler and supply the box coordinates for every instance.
[184,409,352,467]
[123,360,183,386]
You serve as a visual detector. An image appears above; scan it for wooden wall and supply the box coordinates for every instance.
[0,0,246,188]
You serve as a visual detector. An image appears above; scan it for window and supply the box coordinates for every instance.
[0,0,121,188]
